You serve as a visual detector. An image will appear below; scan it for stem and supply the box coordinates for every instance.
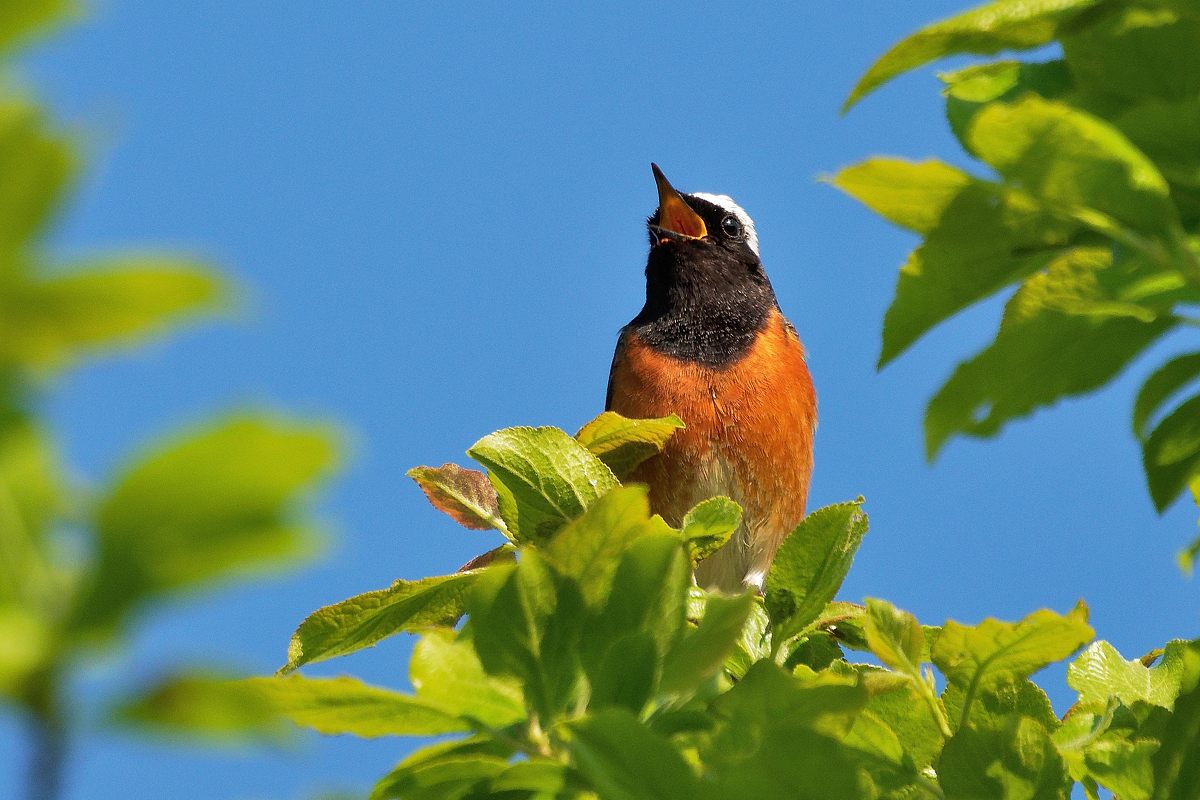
[25,680,66,800]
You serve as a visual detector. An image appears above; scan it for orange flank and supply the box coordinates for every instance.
[607,308,816,590]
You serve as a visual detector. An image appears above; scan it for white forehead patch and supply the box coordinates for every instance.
[690,192,760,256]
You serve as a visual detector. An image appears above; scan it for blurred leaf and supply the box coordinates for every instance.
[542,485,669,606]
[0,100,73,253]
[238,675,468,738]
[409,629,524,729]
[1086,736,1157,800]
[967,96,1176,235]
[926,247,1176,458]
[1142,392,1200,511]
[1061,4,1200,102]
[763,499,868,643]
[469,550,584,720]
[0,0,72,53]
[942,60,1074,155]
[680,496,743,565]
[932,602,1093,726]
[937,714,1072,800]
[0,604,50,697]
[74,415,338,637]
[468,426,618,543]
[488,759,573,794]
[574,411,684,479]
[283,570,479,673]
[1133,352,1200,439]
[596,534,690,666]
[726,598,772,680]
[119,672,468,740]
[0,419,61,606]
[0,259,227,369]
[660,591,755,696]
[844,0,1102,110]
[567,708,700,800]
[112,670,288,743]
[1068,640,1188,709]
[408,463,508,536]
[1113,98,1200,189]
[1150,641,1200,800]
[588,631,659,714]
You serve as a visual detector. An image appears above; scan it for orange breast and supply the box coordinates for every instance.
[607,308,816,589]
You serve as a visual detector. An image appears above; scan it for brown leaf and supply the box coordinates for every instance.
[408,463,507,535]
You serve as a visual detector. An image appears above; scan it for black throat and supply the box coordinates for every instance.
[627,241,777,369]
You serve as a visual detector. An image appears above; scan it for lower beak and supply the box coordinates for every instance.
[652,163,707,243]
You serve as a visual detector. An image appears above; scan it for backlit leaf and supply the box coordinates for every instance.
[1133,352,1200,439]
[680,496,743,565]
[574,411,684,479]
[408,463,507,535]
[409,629,524,729]
[938,714,1072,800]
[1142,392,1200,511]
[0,100,73,253]
[1068,640,1188,709]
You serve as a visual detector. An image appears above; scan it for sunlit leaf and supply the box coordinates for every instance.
[764,499,868,642]
[0,258,227,369]
[660,592,755,696]
[409,629,524,729]
[283,570,479,673]
[568,708,700,800]
[0,0,72,53]
[1133,352,1200,439]
[73,415,338,638]
[938,714,1072,800]
[1068,640,1188,710]
[941,59,1073,155]
[1142,392,1200,511]
[468,426,618,543]
[0,100,73,253]
[1150,641,1200,800]
[574,411,684,479]
[844,0,1102,110]
[680,496,743,565]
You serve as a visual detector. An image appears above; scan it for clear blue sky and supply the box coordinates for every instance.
[2,2,1196,797]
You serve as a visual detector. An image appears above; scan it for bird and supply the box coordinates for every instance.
[606,164,816,592]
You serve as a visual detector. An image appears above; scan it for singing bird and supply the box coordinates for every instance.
[606,164,816,592]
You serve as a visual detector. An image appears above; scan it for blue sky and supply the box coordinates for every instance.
[3,2,1197,797]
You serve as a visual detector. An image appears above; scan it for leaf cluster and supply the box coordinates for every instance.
[159,413,1200,799]
[835,0,1200,560]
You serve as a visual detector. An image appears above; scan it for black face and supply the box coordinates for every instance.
[630,194,778,368]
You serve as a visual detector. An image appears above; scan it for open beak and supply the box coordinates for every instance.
[651,163,707,244]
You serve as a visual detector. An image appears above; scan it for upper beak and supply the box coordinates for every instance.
[651,163,707,243]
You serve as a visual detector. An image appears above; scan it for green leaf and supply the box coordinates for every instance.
[111,670,289,743]
[0,0,72,53]
[1142,392,1200,511]
[568,708,700,800]
[943,678,1059,735]
[1068,640,1188,710]
[73,415,338,638]
[932,602,1093,727]
[369,738,515,800]
[469,551,584,720]
[855,666,945,768]
[941,60,1074,155]
[660,591,755,696]
[968,96,1176,235]
[283,570,479,673]
[763,499,868,643]
[588,631,659,714]
[865,598,925,680]
[0,419,61,608]
[0,258,227,369]
[0,100,73,254]
[408,463,508,536]
[844,0,1102,110]
[0,605,51,697]
[574,411,684,479]
[488,760,573,795]
[680,496,743,565]
[1151,641,1200,800]
[1061,4,1200,103]
[937,714,1073,800]
[926,247,1177,458]
[1134,352,1200,439]
[1086,736,1157,800]
[542,485,668,606]
[409,629,525,729]
[120,673,468,740]
[597,534,690,664]
[830,157,974,235]
[241,674,469,738]
[1113,98,1200,189]
[468,426,619,543]
[703,662,870,800]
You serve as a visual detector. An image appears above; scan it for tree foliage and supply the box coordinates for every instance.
[835,0,1200,559]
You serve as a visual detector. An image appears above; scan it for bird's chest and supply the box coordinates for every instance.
[607,311,816,527]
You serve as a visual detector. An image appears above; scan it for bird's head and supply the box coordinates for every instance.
[646,163,761,274]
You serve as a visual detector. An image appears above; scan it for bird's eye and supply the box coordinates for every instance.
[720,215,743,239]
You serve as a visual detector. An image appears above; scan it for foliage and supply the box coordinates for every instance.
[0,4,339,799]
[834,0,1200,560]
[130,411,1193,799]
